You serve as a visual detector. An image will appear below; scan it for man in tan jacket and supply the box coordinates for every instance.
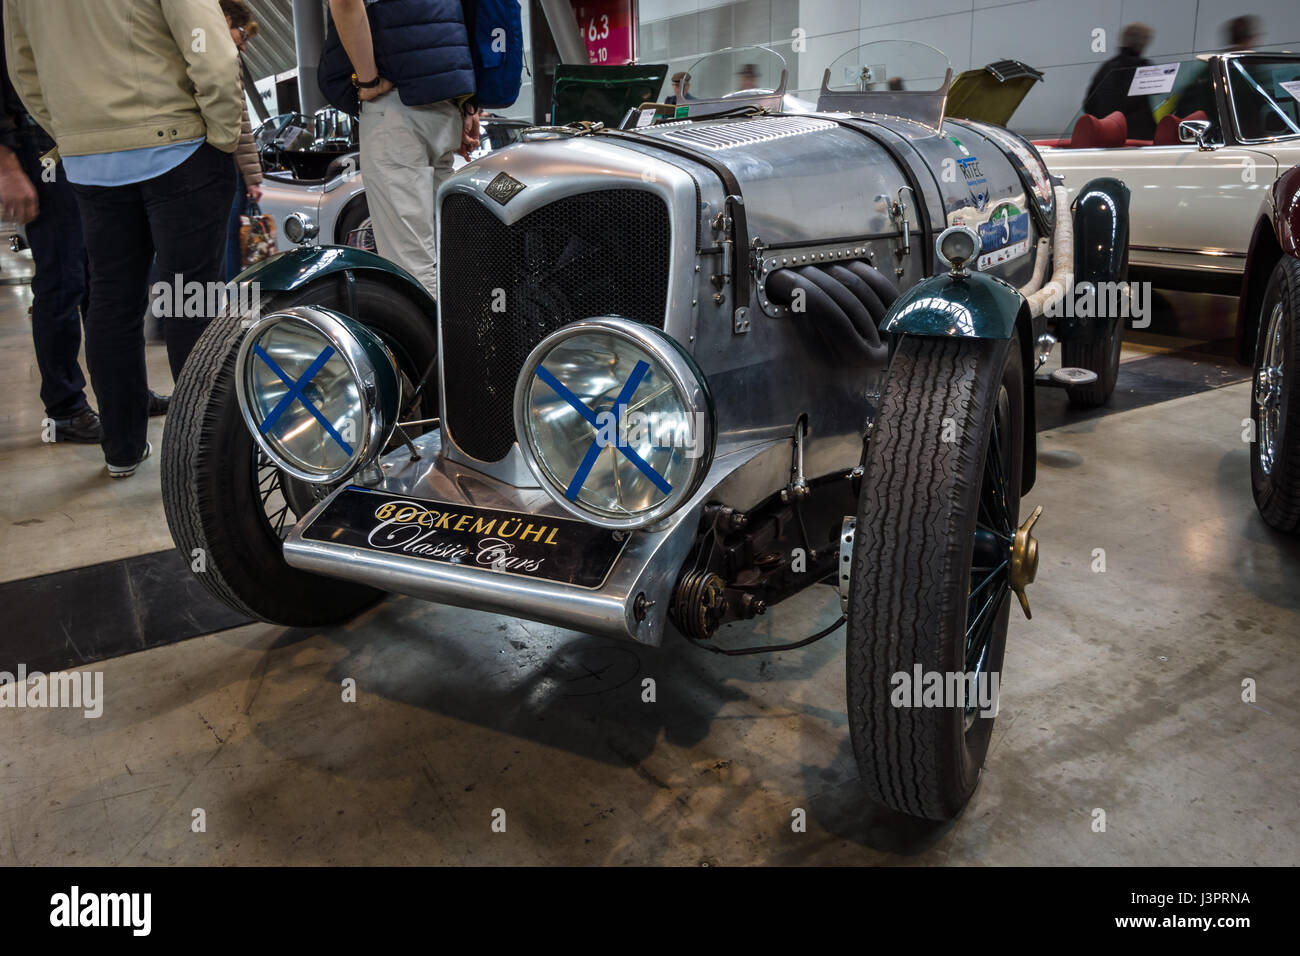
[4,0,241,477]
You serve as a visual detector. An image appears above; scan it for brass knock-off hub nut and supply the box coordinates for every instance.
[1009,505,1043,620]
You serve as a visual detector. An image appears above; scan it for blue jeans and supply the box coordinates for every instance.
[16,128,90,419]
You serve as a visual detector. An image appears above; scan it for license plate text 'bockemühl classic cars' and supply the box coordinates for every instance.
[301,487,628,589]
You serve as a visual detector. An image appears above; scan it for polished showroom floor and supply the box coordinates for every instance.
[1,247,1297,865]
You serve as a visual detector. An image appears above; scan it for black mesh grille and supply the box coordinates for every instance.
[438,189,671,462]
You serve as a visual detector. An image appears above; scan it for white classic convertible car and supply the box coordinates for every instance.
[1036,52,1300,293]
[256,112,530,253]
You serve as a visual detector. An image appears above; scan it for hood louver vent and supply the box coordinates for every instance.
[660,116,837,151]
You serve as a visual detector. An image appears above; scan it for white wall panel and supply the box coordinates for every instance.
[855,12,977,71]
[861,0,973,28]
[631,0,1300,135]
[970,0,1124,71]
[798,0,861,38]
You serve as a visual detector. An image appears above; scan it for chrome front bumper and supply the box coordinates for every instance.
[282,430,776,645]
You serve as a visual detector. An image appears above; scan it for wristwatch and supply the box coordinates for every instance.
[351,73,383,90]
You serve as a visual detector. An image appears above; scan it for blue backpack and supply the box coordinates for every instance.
[471,0,524,109]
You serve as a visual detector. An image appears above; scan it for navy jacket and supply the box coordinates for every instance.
[321,0,476,112]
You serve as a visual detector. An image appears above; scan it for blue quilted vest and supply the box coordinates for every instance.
[320,0,476,113]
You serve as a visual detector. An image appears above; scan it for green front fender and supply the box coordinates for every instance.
[235,245,436,315]
[880,271,1025,338]
[880,269,1039,494]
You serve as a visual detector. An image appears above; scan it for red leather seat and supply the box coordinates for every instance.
[1153,110,1208,145]
[1069,111,1128,148]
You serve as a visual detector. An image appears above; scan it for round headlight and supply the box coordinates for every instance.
[283,212,318,246]
[937,225,981,273]
[514,318,715,530]
[236,306,400,484]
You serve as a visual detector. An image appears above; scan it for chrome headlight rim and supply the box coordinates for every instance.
[513,317,716,531]
[936,224,982,274]
[235,305,400,485]
[283,212,319,246]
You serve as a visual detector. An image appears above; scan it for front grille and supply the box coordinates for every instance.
[439,189,671,462]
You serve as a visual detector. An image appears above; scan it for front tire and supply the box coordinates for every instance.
[1250,257,1300,532]
[161,275,438,625]
[847,333,1025,821]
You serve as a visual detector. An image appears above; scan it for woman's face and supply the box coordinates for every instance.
[226,17,248,52]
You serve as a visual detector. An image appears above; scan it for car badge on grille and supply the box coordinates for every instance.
[485,172,526,206]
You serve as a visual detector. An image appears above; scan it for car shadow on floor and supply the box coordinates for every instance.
[237,587,947,855]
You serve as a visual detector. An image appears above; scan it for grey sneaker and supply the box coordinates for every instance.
[107,441,152,479]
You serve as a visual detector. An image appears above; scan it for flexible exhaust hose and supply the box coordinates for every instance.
[1019,237,1051,298]
[797,265,882,348]
[825,263,889,332]
[1024,185,1073,317]
[766,267,888,363]
[841,259,900,311]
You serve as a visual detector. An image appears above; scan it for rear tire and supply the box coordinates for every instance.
[1250,258,1300,533]
[336,195,372,249]
[1063,315,1122,408]
[1064,257,1128,408]
[847,332,1024,820]
[161,275,437,625]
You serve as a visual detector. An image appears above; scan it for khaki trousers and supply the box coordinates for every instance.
[358,92,462,296]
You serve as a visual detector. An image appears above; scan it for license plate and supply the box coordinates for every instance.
[301,487,628,589]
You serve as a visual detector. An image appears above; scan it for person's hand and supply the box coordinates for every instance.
[0,162,38,225]
[246,183,263,203]
[358,77,394,102]
[456,109,481,160]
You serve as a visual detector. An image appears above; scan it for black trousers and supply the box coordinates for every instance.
[71,142,235,466]
[16,127,90,420]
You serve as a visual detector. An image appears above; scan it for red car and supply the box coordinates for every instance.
[1239,164,1300,531]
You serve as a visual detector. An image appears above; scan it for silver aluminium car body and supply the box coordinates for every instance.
[278,96,1061,645]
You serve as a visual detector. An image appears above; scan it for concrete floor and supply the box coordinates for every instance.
[1,263,1298,864]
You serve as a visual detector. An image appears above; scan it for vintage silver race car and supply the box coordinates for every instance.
[162,42,1129,821]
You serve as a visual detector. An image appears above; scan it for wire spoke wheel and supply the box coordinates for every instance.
[966,388,1014,731]
[1255,301,1285,476]
[1249,257,1300,532]
[162,275,439,626]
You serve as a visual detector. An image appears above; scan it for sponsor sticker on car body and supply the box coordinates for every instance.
[977,203,1031,270]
